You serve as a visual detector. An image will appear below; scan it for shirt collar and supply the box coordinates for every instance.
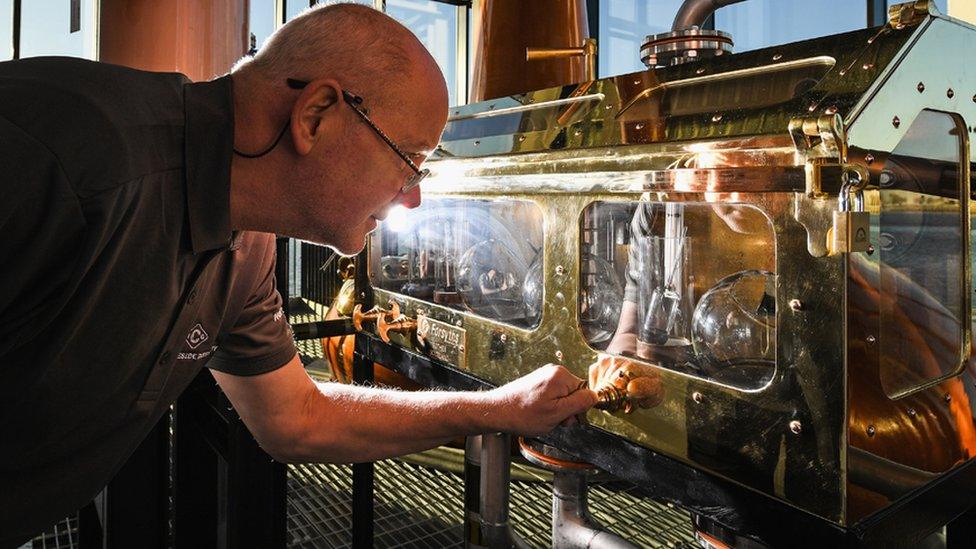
[183,75,235,254]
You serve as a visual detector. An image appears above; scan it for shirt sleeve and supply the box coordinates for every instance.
[207,236,297,376]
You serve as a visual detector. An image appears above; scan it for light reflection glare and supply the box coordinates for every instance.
[383,205,411,233]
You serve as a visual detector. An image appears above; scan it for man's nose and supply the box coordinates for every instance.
[397,184,422,209]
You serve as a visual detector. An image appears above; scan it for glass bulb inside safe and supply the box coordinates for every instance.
[691,270,776,386]
[457,239,529,321]
[579,254,623,346]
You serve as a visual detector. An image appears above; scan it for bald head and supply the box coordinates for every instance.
[235,3,446,109]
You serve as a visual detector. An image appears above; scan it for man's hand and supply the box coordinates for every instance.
[588,354,664,412]
[488,364,598,436]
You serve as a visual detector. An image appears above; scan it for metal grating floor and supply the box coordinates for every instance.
[286,458,698,548]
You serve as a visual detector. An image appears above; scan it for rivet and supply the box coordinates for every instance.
[528,98,535,104]
[499,333,508,343]
[867,244,875,255]
[865,153,875,164]
[824,106,838,115]
[908,407,917,417]
[896,23,905,30]
[808,103,818,112]
[555,350,564,361]
[789,420,803,435]
[517,135,526,142]
[635,122,645,130]
[972,94,976,103]
[917,82,925,93]
[947,88,955,99]
[892,116,901,128]
[633,79,641,85]
[488,104,496,110]
[945,393,952,404]
[839,69,847,76]
[711,114,723,122]
[867,334,876,343]
[867,425,876,437]
[474,140,481,146]
[772,53,783,61]
[605,104,613,110]
[574,128,583,137]
[555,265,566,276]
[455,319,463,327]
[458,345,465,351]
[789,299,804,311]
[692,391,703,404]
[696,67,706,75]
[862,63,874,70]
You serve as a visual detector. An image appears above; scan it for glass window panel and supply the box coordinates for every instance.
[599,0,684,77]
[20,0,97,59]
[875,110,967,398]
[250,0,277,54]
[715,0,866,53]
[286,1,312,21]
[387,0,459,106]
[372,198,544,329]
[584,201,776,390]
[0,0,12,61]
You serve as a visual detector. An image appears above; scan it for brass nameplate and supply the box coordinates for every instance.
[416,314,466,370]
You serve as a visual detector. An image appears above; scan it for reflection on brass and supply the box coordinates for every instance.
[377,311,418,344]
[352,304,386,332]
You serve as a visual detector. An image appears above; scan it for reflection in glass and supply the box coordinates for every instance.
[580,254,624,345]
[373,197,543,329]
[715,0,865,53]
[387,0,459,106]
[587,200,776,391]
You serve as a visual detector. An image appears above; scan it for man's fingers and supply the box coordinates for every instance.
[563,387,599,414]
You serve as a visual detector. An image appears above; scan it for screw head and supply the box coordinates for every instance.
[635,122,645,130]
[867,244,875,255]
[907,407,917,417]
[789,299,804,311]
[517,135,526,142]
[917,82,925,93]
[692,391,703,404]
[866,334,876,343]
[574,128,583,137]
[789,420,803,435]
[865,153,875,164]
[696,67,706,75]
[867,425,876,437]
[947,88,955,99]
[892,116,901,128]
[555,350,564,361]
[555,265,566,276]
[945,393,952,404]
[824,106,838,115]
[772,53,783,61]
[711,114,723,122]
[862,63,874,70]
[499,333,508,343]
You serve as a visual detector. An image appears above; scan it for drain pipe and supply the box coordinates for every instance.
[552,470,639,549]
[479,433,530,549]
[671,0,748,31]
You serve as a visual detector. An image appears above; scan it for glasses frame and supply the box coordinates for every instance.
[286,78,429,194]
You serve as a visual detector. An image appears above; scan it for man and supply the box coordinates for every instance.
[0,4,596,544]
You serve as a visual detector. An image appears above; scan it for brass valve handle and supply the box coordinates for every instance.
[593,385,632,414]
[352,301,404,332]
[377,314,417,344]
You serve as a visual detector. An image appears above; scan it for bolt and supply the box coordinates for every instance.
[862,63,874,70]
[972,94,976,103]
[947,88,955,99]
[839,69,847,76]
[865,153,875,164]
[867,334,876,344]
[474,140,481,146]
[824,106,838,115]
[499,333,508,343]
[696,67,706,75]
[711,114,723,122]
[692,391,703,404]
[945,393,952,404]
[789,420,803,435]
[772,53,783,61]
[555,265,566,276]
[879,170,896,187]
[789,299,804,311]
[808,102,818,112]
[892,116,901,128]
[488,104,496,110]
[635,123,645,130]
[574,128,583,137]
[867,244,875,255]
[605,104,613,110]
[917,82,925,93]
[455,320,463,327]
[633,79,641,85]
[908,407,917,417]
[555,350,564,361]
[867,425,876,437]
[517,135,526,142]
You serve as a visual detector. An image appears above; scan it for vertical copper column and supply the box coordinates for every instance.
[469,0,590,102]
[99,0,249,81]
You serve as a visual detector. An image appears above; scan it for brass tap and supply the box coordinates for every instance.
[352,304,384,331]
[377,313,417,344]
[594,385,632,414]
[526,38,598,82]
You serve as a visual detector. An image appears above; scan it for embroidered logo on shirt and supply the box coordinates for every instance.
[186,323,209,349]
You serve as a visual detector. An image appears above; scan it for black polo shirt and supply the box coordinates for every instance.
[0,57,297,545]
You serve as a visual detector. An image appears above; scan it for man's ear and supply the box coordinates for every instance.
[290,79,342,156]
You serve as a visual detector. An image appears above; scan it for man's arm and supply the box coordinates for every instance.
[211,355,597,463]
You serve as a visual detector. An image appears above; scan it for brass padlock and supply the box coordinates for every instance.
[830,179,870,254]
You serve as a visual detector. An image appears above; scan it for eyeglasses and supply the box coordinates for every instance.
[286,78,429,194]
